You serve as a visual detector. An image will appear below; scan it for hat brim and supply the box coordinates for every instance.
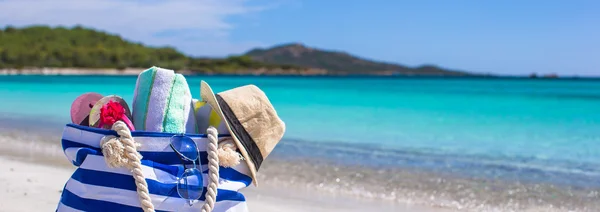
[200,80,259,186]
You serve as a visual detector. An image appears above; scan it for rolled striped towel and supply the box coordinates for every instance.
[132,67,196,133]
[57,124,251,211]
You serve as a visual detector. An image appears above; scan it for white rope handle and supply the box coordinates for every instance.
[203,126,220,212]
[100,121,221,212]
[101,121,155,212]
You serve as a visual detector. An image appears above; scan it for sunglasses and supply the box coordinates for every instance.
[169,135,204,206]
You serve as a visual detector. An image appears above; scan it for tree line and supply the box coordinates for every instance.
[0,25,299,72]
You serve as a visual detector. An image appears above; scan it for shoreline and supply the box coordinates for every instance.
[0,67,457,77]
[1,68,600,79]
[0,68,146,76]
[0,127,447,212]
[0,123,599,211]
[0,67,334,76]
[0,155,448,212]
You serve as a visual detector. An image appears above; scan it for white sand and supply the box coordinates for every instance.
[0,155,452,212]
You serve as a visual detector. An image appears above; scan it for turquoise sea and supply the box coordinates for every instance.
[1,75,600,190]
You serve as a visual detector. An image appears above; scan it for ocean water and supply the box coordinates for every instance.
[1,75,600,189]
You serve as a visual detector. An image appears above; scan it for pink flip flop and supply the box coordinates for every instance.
[70,92,104,126]
[89,95,135,130]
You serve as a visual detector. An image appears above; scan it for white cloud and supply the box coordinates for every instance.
[0,0,269,56]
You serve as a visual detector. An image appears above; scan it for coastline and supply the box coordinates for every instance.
[0,68,146,76]
[0,156,445,212]
[0,67,411,76]
[0,121,448,212]
[1,119,599,211]
[0,67,332,76]
[3,68,600,79]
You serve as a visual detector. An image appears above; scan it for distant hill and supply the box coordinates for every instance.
[0,25,472,76]
[0,25,300,73]
[246,43,470,76]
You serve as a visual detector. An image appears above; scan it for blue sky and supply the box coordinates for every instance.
[0,0,599,76]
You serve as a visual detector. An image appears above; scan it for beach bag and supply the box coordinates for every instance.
[56,123,253,212]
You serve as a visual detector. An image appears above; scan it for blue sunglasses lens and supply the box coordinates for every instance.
[170,135,199,161]
[177,168,204,203]
[170,135,204,204]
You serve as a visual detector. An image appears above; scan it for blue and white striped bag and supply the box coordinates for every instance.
[56,124,252,212]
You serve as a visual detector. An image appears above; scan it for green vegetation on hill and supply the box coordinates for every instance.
[0,25,470,76]
[246,43,469,75]
[0,25,298,72]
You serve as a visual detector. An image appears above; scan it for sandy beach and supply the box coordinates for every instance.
[0,115,599,212]
[1,116,600,212]
[0,68,146,76]
[0,126,450,212]
[0,67,331,76]
[0,156,446,212]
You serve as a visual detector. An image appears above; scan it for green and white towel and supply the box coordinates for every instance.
[131,66,195,133]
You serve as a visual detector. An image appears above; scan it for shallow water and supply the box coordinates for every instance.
[1,75,600,211]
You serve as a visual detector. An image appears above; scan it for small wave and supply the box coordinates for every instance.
[273,138,600,188]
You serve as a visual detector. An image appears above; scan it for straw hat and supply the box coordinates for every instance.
[200,81,285,186]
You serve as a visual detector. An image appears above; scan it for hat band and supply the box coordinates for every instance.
[216,95,264,171]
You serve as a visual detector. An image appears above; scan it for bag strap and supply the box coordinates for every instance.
[100,121,220,212]
[203,126,220,212]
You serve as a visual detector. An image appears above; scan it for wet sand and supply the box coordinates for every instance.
[1,122,599,211]
[0,155,451,212]
[258,157,600,212]
[0,127,448,212]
